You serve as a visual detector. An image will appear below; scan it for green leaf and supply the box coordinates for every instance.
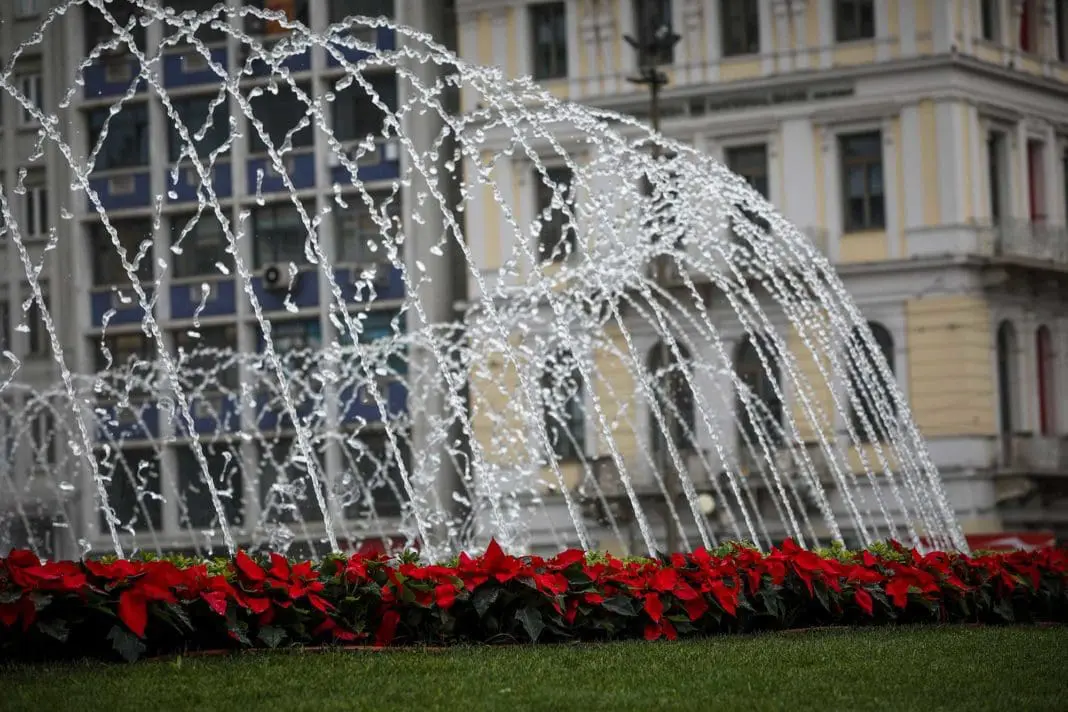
[600,596,637,617]
[36,618,69,643]
[29,592,53,611]
[0,590,21,604]
[515,607,545,643]
[993,597,1014,623]
[165,602,194,632]
[107,624,146,663]
[258,625,287,649]
[473,586,502,618]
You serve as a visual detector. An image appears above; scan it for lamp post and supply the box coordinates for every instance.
[624,5,683,553]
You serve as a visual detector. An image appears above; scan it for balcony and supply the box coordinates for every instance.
[995,433,1068,475]
[982,218,1068,269]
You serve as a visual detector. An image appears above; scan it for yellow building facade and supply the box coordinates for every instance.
[455,0,1068,551]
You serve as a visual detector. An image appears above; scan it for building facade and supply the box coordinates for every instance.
[456,0,1068,551]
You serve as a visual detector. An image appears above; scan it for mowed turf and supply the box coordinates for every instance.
[2,626,1066,712]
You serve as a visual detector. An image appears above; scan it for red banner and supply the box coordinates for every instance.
[965,532,1056,552]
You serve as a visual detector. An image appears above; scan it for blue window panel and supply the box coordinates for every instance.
[329,154,399,186]
[170,280,237,320]
[162,47,228,87]
[340,379,407,424]
[326,26,395,66]
[250,271,319,311]
[247,153,316,195]
[175,394,241,437]
[90,288,154,327]
[88,172,152,212]
[83,58,146,99]
[166,163,234,203]
[246,46,312,78]
[96,402,159,442]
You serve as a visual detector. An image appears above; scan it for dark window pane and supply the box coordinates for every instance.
[835,0,876,42]
[634,0,675,65]
[169,96,231,163]
[94,332,154,372]
[530,2,568,80]
[245,0,310,35]
[330,0,395,23]
[90,219,155,286]
[98,447,162,533]
[176,443,243,528]
[248,82,314,154]
[535,166,576,262]
[735,334,784,448]
[848,322,896,442]
[170,211,230,278]
[84,0,147,52]
[87,103,150,170]
[252,200,316,267]
[648,341,695,454]
[339,432,410,518]
[174,324,238,391]
[726,144,768,198]
[165,0,230,44]
[335,191,401,263]
[722,0,759,56]
[839,131,885,231]
[542,350,585,460]
[331,77,397,142]
[258,437,326,524]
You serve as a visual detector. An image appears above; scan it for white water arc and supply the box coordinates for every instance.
[0,1,966,561]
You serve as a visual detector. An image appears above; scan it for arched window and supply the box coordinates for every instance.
[648,340,695,456]
[847,322,896,442]
[541,350,585,460]
[1036,325,1055,436]
[996,321,1017,463]
[734,334,784,451]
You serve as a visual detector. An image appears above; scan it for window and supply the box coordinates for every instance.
[535,166,576,262]
[330,0,395,23]
[648,340,695,455]
[90,219,155,286]
[17,72,42,126]
[988,131,1008,225]
[166,0,230,43]
[176,443,243,528]
[726,144,769,198]
[258,437,326,524]
[28,404,56,466]
[94,332,154,372]
[834,0,875,42]
[839,131,885,232]
[331,77,398,143]
[735,333,784,450]
[980,0,1000,42]
[23,176,48,239]
[246,0,310,36]
[1058,0,1068,61]
[252,200,316,268]
[338,431,410,518]
[335,192,401,263]
[721,0,759,57]
[258,318,322,379]
[0,301,8,354]
[248,82,314,154]
[15,0,41,18]
[170,211,230,278]
[1019,0,1038,53]
[1037,325,1056,436]
[1027,139,1046,222]
[847,322,896,443]
[541,350,585,461]
[21,282,50,359]
[87,102,150,171]
[97,446,162,533]
[633,0,675,65]
[174,325,238,391]
[531,2,568,80]
[996,321,1017,461]
[84,0,147,52]
[169,96,231,163]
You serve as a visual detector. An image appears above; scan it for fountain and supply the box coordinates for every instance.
[0,0,966,563]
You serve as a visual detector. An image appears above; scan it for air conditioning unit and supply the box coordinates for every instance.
[262,263,297,292]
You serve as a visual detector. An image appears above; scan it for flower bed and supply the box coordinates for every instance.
[1,540,1065,663]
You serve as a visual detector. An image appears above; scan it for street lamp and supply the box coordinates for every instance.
[624,6,685,553]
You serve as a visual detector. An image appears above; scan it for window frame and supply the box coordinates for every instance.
[541,350,586,462]
[734,333,784,451]
[251,199,317,268]
[247,81,315,156]
[530,1,569,80]
[834,0,876,43]
[90,218,155,287]
[534,164,578,263]
[23,177,49,239]
[979,0,1002,43]
[334,191,401,265]
[168,94,232,164]
[633,0,675,66]
[173,324,239,393]
[86,102,151,172]
[330,76,399,144]
[17,72,43,126]
[15,0,41,19]
[721,0,760,57]
[21,280,50,360]
[847,321,897,444]
[169,211,230,279]
[838,130,886,233]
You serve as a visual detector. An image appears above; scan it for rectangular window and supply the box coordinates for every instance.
[246,0,310,36]
[542,351,585,461]
[331,77,398,143]
[1058,0,1068,61]
[22,282,50,359]
[0,301,9,354]
[633,0,675,65]
[166,0,229,43]
[339,432,410,518]
[988,131,1007,224]
[1027,139,1046,222]
[23,178,49,238]
[839,131,885,232]
[725,144,769,199]
[29,405,56,465]
[84,0,147,52]
[834,0,875,42]
[335,192,401,263]
[329,0,395,23]
[97,446,162,532]
[1020,0,1039,53]
[535,166,577,263]
[980,0,1000,42]
[169,96,231,163]
[87,102,150,171]
[252,200,316,268]
[174,324,238,391]
[530,2,569,80]
[15,0,41,18]
[90,219,155,286]
[248,82,314,154]
[176,443,244,528]
[721,0,760,57]
[258,437,326,524]
[170,211,229,278]
[94,332,154,372]
[17,72,42,126]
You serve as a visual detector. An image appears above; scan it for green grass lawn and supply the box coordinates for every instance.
[3,626,1066,712]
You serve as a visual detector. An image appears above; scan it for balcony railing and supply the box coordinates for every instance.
[983,218,1068,267]
[996,433,1068,474]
